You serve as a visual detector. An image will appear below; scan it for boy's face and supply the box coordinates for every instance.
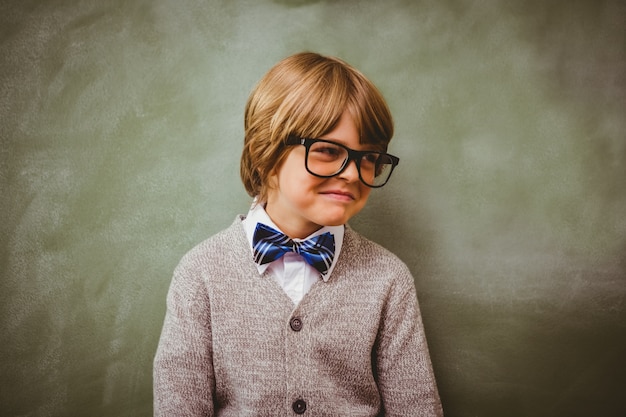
[266,111,372,239]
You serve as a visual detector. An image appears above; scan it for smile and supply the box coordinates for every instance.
[320,190,356,201]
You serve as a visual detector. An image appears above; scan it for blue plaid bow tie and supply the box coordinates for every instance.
[252,223,335,275]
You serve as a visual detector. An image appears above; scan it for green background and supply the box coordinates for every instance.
[1,0,624,416]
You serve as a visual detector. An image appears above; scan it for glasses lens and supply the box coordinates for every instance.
[360,153,395,187]
[306,141,348,176]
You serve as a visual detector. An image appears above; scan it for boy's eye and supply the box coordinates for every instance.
[362,153,379,164]
[310,144,344,160]
[360,153,380,170]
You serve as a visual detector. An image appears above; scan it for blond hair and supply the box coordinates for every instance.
[240,52,394,203]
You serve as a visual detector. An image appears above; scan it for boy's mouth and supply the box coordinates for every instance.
[319,189,356,201]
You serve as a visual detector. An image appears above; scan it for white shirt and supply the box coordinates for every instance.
[242,202,344,305]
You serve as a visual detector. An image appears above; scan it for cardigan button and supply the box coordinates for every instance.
[292,399,307,414]
[290,317,303,332]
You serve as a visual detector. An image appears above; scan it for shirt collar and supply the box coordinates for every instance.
[242,201,344,281]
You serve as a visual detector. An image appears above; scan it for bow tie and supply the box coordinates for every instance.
[252,223,335,275]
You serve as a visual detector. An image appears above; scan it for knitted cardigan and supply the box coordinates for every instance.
[153,217,443,416]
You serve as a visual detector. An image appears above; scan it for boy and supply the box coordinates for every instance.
[154,52,443,416]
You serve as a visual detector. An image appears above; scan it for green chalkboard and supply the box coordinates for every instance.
[1,0,624,416]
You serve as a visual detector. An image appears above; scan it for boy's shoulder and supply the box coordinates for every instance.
[175,216,247,270]
[336,226,416,296]
[342,225,410,274]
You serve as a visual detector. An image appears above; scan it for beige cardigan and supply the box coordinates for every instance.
[153,217,443,416]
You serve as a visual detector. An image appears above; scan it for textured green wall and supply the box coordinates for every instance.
[1,0,624,416]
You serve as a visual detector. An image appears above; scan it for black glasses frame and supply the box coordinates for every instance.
[286,137,400,188]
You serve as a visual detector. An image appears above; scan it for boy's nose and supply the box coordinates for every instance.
[338,158,360,182]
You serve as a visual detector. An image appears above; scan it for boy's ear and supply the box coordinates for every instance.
[266,168,278,190]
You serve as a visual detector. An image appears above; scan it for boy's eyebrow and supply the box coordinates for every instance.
[315,136,382,152]
[334,141,381,153]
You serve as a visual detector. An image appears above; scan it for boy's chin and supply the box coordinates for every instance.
[317,214,358,227]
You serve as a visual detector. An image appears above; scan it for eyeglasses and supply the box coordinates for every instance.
[286,137,400,188]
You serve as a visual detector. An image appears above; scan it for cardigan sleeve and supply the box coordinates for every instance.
[153,255,215,417]
[374,264,444,417]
